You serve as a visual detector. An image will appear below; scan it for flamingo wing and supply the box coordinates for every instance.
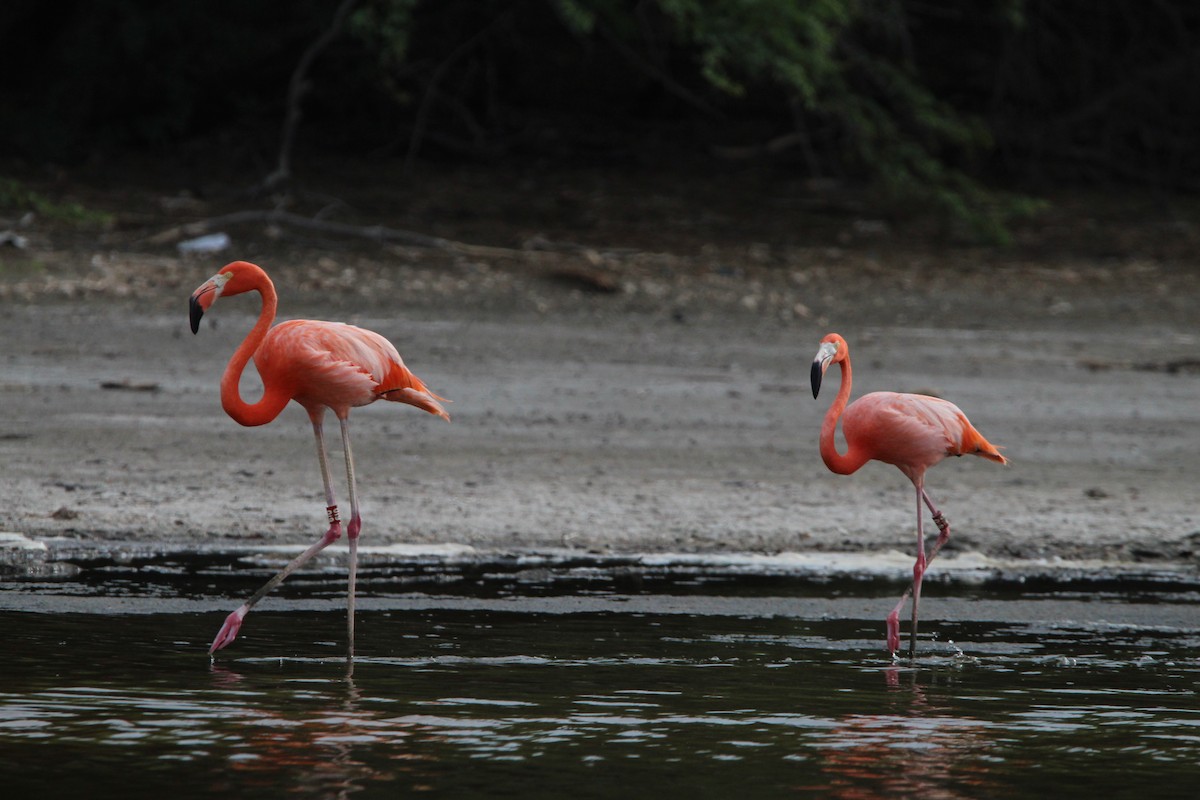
[843,391,979,470]
[887,393,1006,464]
[254,320,401,409]
[257,320,448,419]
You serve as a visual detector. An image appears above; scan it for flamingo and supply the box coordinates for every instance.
[189,260,449,654]
[810,333,1007,657]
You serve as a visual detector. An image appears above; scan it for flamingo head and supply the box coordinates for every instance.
[810,333,848,398]
[189,261,267,333]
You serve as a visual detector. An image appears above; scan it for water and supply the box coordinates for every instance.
[3,549,1200,798]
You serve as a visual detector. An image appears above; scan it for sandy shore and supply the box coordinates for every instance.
[3,242,1197,569]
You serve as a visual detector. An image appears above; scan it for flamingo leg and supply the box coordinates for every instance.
[910,487,927,657]
[339,416,361,658]
[209,417,344,654]
[922,488,951,550]
[886,488,953,656]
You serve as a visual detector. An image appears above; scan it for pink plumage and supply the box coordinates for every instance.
[189,261,449,655]
[842,391,1005,482]
[257,319,448,420]
[811,332,1006,656]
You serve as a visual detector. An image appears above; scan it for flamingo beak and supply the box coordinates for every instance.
[811,342,837,398]
[189,272,230,334]
[189,284,215,334]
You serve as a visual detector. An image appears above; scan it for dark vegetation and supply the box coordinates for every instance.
[1,0,1198,243]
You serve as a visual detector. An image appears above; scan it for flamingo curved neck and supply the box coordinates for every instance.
[820,357,870,475]
[220,280,290,427]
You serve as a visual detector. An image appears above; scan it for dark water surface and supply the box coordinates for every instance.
[2,549,1199,798]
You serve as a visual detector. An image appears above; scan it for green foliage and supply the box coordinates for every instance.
[0,178,112,229]
[663,0,853,102]
[3,0,1195,223]
[555,0,1035,241]
[350,0,421,69]
[557,0,852,101]
[822,30,1027,242]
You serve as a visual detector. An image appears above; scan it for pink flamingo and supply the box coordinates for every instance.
[189,261,449,654]
[810,333,1007,656]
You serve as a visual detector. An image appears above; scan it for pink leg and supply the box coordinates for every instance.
[910,487,927,656]
[922,488,951,551]
[886,487,952,656]
[209,416,343,653]
[887,486,927,656]
[339,417,361,658]
[885,606,901,655]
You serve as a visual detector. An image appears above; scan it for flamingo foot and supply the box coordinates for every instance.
[886,609,901,654]
[210,605,248,654]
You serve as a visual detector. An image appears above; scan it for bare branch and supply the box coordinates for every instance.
[405,13,510,174]
[147,209,640,258]
[261,0,359,191]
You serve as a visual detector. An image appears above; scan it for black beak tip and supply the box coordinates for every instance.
[810,360,823,398]
[189,296,203,334]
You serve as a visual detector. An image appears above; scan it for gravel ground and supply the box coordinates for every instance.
[2,170,1198,571]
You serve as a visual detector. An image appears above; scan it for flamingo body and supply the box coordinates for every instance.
[811,333,1006,656]
[190,260,448,655]
[253,319,448,422]
[839,391,1004,483]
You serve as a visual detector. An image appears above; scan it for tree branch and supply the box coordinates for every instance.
[146,209,640,258]
[261,0,359,191]
[404,12,510,174]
